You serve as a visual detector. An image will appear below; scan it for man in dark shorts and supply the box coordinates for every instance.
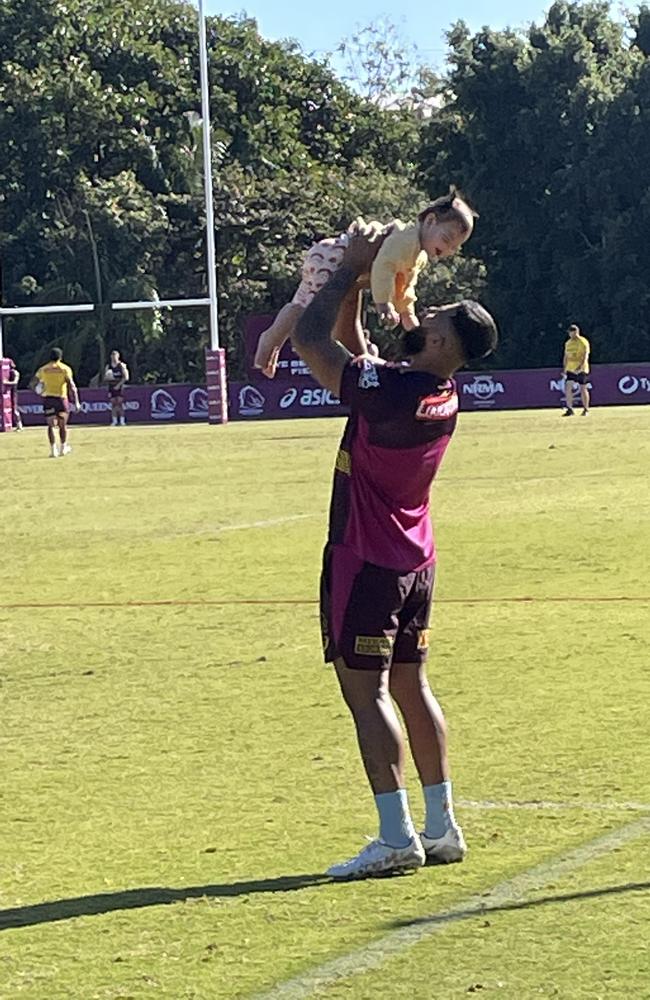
[104,350,129,426]
[31,348,81,457]
[292,226,498,879]
[5,358,23,430]
[562,323,591,416]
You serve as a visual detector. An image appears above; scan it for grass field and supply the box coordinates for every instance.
[2,407,650,1000]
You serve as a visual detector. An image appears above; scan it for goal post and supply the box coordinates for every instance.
[0,0,227,428]
[0,298,228,429]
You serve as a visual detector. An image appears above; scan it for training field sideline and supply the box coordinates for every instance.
[2,408,649,1000]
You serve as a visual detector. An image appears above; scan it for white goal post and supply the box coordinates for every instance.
[0,1,227,424]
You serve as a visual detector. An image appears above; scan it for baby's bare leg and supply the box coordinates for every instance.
[254,302,304,378]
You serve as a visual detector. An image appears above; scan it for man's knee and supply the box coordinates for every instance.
[334,657,388,712]
[390,662,427,700]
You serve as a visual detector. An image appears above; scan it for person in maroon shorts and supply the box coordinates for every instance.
[5,358,23,430]
[292,225,498,879]
[30,348,81,457]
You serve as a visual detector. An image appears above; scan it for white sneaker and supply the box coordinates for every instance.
[420,825,467,864]
[61,443,72,456]
[327,836,425,880]
[49,445,59,458]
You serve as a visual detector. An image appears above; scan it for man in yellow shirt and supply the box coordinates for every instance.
[30,348,81,457]
[562,324,590,416]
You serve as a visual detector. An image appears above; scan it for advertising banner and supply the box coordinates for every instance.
[227,377,344,421]
[12,363,650,427]
[455,364,650,411]
[16,384,211,427]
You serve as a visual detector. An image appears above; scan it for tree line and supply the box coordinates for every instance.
[1,0,648,385]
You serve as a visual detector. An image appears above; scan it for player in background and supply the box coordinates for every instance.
[30,348,81,457]
[291,225,498,879]
[254,188,476,378]
[104,350,129,426]
[6,358,23,430]
[562,323,591,416]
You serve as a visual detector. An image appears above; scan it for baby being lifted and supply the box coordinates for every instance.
[254,187,476,378]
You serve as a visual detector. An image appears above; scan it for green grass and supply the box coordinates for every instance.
[1,408,649,999]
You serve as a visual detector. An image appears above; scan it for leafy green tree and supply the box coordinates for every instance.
[1,1,432,382]
[417,2,642,367]
[8,0,644,385]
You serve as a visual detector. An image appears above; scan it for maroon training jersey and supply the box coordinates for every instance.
[327,359,458,572]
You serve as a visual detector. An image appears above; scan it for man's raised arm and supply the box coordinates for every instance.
[292,228,380,397]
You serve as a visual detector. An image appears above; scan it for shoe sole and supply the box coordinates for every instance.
[329,862,423,881]
[424,848,466,865]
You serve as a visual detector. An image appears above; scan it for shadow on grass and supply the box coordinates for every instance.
[0,873,330,931]
[5,875,647,934]
[393,880,650,929]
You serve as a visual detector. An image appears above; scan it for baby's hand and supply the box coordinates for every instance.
[350,349,384,368]
[376,303,400,329]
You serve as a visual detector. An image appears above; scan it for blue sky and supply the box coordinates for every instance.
[205,0,556,74]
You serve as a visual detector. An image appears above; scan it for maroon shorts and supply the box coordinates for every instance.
[320,544,435,671]
[43,396,69,417]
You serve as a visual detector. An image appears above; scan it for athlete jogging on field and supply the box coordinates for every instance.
[30,348,81,458]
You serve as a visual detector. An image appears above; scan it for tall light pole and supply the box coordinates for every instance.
[198,0,220,350]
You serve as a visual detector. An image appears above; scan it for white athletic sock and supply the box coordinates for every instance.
[375,789,416,848]
[423,779,458,839]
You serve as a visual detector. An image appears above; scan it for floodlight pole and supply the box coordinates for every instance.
[198,0,220,351]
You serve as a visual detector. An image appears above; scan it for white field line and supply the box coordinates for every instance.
[458,798,650,813]
[217,514,317,532]
[253,814,650,1000]
[168,513,319,538]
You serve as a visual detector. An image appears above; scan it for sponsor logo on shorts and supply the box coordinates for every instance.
[417,629,430,651]
[415,390,458,421]
[335,448,351,476]
[354,635,394,656]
